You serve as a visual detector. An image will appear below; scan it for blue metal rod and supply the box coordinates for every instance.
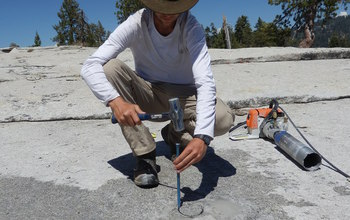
[176,143,181,209]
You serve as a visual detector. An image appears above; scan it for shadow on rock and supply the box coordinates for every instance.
[107,141,236,202]
[108,153,135,180]
[156,141,237,202]
[181,146,236,202]
[107,141,171,180]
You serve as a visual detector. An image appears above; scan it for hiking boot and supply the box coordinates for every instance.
[133,151,159,188]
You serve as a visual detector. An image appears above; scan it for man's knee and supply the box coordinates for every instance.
[103,59,135,90]
[103,59,130,81]
[214,98,235,136]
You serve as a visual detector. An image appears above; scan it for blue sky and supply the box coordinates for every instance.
[0,0,348,48]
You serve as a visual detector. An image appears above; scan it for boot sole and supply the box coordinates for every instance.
[134,173,159,188]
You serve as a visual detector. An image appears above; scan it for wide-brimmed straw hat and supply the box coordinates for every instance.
[141,0,199,14]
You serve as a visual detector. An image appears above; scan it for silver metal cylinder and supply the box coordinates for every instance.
[274,131,322,171]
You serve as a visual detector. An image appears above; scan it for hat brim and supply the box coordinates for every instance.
[141,0,199,14]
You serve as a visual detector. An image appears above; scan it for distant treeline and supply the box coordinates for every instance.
[52,0,111,47]
[112,0,350,48]
[204,16,295,49]
[205,15,350,49]
[313,16,350,47]
[8,0,350,48]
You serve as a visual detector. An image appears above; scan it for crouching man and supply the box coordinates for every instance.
[81,0,234,188]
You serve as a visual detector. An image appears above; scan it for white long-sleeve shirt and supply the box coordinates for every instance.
[81,9,216,138]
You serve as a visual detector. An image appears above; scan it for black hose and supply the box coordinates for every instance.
[229,99,349,181]
[228,121,246,133]
[279,105,350,179]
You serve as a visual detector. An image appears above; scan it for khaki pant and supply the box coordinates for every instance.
[104,59,234,156]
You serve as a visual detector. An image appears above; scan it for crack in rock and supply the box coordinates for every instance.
[227,95,350,109]
[2,113,111,123]
[0,79,13,83]
[41,93,69,104]
[211,51,350,65]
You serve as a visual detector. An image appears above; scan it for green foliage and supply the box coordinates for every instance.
[235,16,252,47]
[253,17,294,47]
[112,0,296,48]
[253,17,276,47]
[115,0,144,24]
[75,10,90,46]
[268,0,350,47]
[329,33,350,47]
[268,0,348,28]
[205,23,225,48]
[33,31,41,47]
[313,15,350,47]
[228,25,240,48]
[53,0,80,45]
[86,21,109,47]
[213,29,227,48]
[204,16,294,49]
[9,42,19,48]
[53,0,109,47]
[204,22,239,49]
[277,27,296,46]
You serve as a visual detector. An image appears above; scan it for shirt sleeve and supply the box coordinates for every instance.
[186,15,216,138]
[80,10,141,106]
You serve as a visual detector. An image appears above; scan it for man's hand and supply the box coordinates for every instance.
[173,138,207,173]
[109,97,145,126]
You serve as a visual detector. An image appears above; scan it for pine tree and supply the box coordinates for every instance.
[275,26,293,46]
[76,10,90,46]
[235,16,252,47]
[86,23,98,47]
[205,22,237,49]
[204,23,226,48]
[268,0,350,48]
[96,21,107,45]
[33,31,41,47]
[253,17,269,47]
[252,17,294,47]
[204,26,212,47]
[53,0,81,45]
[313,15,350,47]
[208,23,218,47]
[53,0,109,47]
[329,33,350,47]
[84,21,108,47]
[229,27,240,49]
[212,29,226,48]
[9,42,19,48]
[115,0,144,24]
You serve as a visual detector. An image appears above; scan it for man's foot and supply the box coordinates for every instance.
[134,151,159,188]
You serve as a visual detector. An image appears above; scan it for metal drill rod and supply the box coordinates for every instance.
[176,143,181,209]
